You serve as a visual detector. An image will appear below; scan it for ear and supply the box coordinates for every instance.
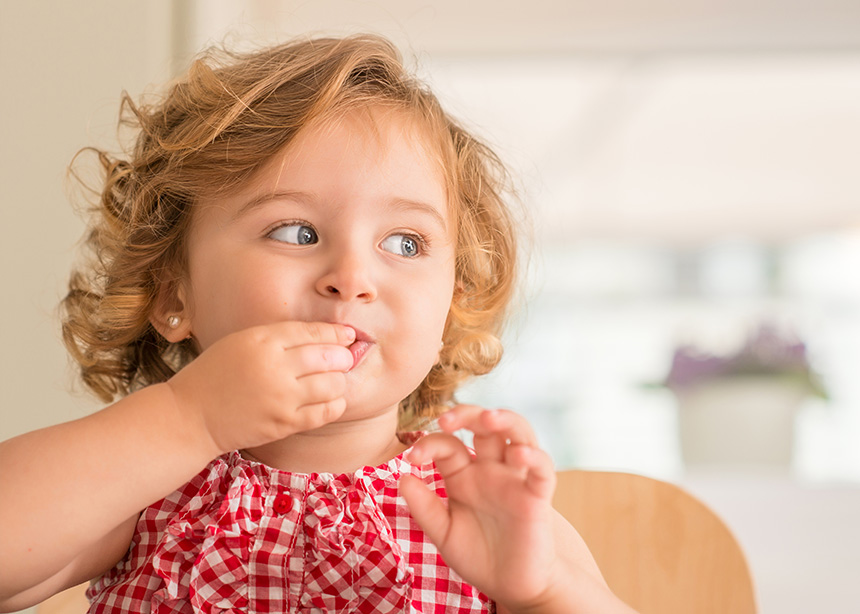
[149,280,193,343]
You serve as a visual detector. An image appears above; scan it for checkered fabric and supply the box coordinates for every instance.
[87,433,494,613]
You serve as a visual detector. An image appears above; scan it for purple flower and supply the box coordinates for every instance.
[662,324,827,398]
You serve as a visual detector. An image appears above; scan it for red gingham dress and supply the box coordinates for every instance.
[86,434,494,614]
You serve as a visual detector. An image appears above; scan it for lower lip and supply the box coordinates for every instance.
[347,341,373,371]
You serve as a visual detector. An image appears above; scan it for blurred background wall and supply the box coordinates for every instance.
[0,1,173,435]
[3,1,860,612]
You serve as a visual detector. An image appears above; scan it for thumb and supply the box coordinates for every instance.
[399,474,451,549]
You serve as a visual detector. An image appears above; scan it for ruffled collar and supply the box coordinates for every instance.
[225,430,426,491]
[146,432,429,613]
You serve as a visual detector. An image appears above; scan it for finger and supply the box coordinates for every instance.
[407,433,473,477]
[438,405,505,460]
[505,444,557,500]
[439,406,539,464]
[480,409,539,447]
[472,432,506,463]
[290,344,354,375]
[399,475,451,549]
[293,371,346,406]
[437,404,485,433]
[291,398,347,432]
[445,407,539,448]
[268,321,356,348]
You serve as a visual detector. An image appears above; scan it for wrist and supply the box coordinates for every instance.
[496,562,636,614]
[493,560,565,614]
[155,381,224,459]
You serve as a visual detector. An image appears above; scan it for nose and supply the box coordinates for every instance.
[315,248,378,302]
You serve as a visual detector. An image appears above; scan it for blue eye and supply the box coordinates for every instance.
[269,223,318,245]
[381,234,422,258]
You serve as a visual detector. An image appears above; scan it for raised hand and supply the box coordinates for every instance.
[166,321,356,455]
[400,405,563,611]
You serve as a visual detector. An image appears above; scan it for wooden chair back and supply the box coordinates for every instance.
[553,470,757,614]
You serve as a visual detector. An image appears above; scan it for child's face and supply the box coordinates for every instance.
[180,108,456,420]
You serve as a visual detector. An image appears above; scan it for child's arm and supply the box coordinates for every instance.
[0,383,209,611]
[0,321,354,611]
[400,405,639,614]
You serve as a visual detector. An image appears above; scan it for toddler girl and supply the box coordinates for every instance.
[0,34,635,614]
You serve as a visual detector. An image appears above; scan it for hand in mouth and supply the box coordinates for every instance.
[345,326,374,371]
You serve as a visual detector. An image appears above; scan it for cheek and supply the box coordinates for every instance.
[186,255,275,344]
[417,272,456,346]
[391,270,452,350]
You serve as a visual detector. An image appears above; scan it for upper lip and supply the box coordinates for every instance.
[334,322,374,344]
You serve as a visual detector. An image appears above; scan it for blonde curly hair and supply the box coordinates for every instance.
[62,34,518,429]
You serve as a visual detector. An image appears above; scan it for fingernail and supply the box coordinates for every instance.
[343,325,356,342]
[342,347,356,371]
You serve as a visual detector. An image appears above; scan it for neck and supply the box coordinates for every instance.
[242,406,410,474]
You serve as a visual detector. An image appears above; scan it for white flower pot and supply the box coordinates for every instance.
[674,376,810,469]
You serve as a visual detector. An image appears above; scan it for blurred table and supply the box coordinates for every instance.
[680,470,860,614]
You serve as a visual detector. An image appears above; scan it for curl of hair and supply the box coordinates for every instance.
[61,34,519,428]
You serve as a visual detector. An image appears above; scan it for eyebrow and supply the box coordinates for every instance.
[233,191,448,233]
[231,191,308,222]
[389,198,449,233]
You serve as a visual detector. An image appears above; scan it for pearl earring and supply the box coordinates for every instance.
[167,315,181,329]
